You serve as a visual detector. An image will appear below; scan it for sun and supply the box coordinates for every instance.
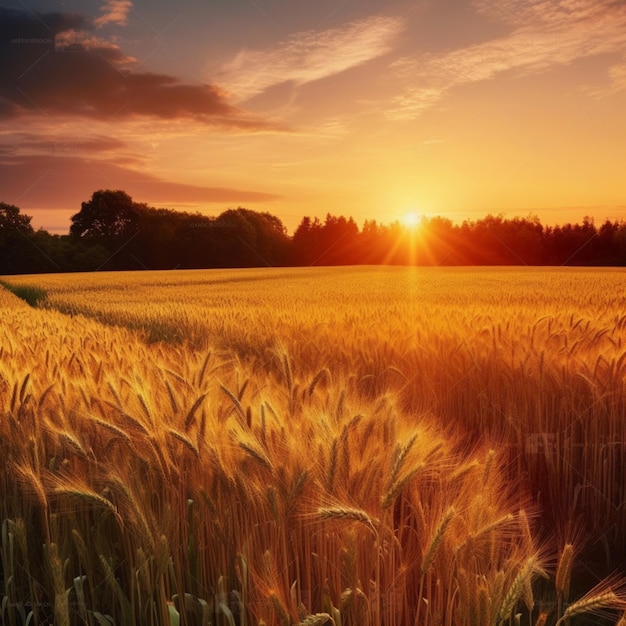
[401,212,422,229]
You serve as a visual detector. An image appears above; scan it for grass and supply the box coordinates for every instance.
[0,280,47,307]
[1,266,626,625]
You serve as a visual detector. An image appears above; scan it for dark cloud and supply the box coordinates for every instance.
[0,8,274,129]
[0,154,280,213]
[0,8,87,41]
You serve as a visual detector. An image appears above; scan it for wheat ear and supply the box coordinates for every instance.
[556,591,622,625]
[498,557,538,621]
[555,543,574,601]
[318,506,378,532]
[421,507,456,574]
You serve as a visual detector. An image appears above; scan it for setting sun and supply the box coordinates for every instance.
[401,212,422,229]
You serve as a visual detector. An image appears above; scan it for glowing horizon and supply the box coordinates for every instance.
[1,0,626,235]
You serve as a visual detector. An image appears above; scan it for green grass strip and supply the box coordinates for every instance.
[0,281,48,307]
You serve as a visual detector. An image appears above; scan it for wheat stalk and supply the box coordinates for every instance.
[166,428,200,458]
[555,543,574,601]
[184,392,207,431]
[498,557,539,621]
[308,368,330,396]
[318,506,378,531]
[240,441,273,471]
[421,507,456,575]
[518,509,533,547]
[45,542,70,626]
[220,384,247,422]
[90,415,132,442]
[52,484,118,516]
[556,591,624,625]
[381,464,423,510]
[389,433,418,486]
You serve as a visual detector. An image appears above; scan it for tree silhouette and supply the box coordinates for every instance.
[70,190,140,246]
[2,190,626,274]
[0,202,33,236]
[0,202,35,274]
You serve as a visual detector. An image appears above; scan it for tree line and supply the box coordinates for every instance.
[1,190,625,274]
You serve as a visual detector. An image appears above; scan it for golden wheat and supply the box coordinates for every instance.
[555,543,574,601]
[2,267,626,625]
[557,591,623,624]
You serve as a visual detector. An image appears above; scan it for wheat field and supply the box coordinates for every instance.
[2,266,626,626]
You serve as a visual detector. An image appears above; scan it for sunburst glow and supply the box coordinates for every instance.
[401,212,422,229]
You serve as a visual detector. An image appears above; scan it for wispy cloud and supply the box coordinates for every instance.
[217,16,405,102]
[54,29,137,66]
[608,58,626,92]
[4,133,128,156]
[389,0,626,119]
[94,0,133,28]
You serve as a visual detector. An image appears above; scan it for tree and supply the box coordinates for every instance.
[359,219,386,264]
[318,214,359,264]
[0,202,33,239]
[236,208,290,266]
[292,216,323,265]
[420,216,460,265]
[70,190,140,247]
[210,209,279,267]
[0,202,35,274]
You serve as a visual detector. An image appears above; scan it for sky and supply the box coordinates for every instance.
[1,0,626,234]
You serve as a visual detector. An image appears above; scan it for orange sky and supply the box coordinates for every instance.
[2,0,626,234]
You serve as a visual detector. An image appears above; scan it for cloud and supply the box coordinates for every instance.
[0,8,276,130]
[94,0,133,28]
[389,0,626,119]
[54,29,136,65]
[7,133,128,155]
[0,154,280,215]
[0,8,88,37]
[217,16,405,102]
[471,0,613,27]
[608,58,626,92]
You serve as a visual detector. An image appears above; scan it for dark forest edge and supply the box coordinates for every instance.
[1,189,625,274]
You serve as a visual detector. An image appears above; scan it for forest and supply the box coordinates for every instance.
[1,189,624,274]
